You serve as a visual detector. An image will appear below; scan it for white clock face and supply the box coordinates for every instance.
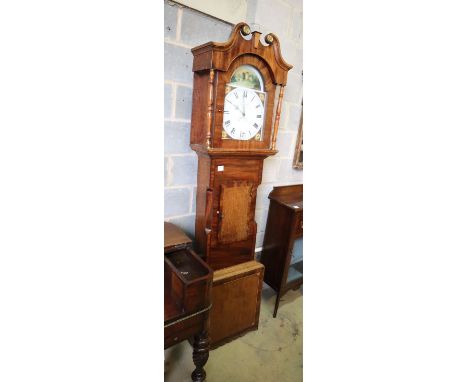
[222,87,265,141]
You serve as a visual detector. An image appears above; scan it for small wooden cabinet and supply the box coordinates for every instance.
[164,222,213,382]
[260,184,303,317]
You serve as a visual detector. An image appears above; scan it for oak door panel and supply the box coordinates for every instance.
[218,183,254,244]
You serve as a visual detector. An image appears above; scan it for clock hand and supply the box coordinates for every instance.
[226,99,244,116]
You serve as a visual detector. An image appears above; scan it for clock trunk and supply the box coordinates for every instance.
[194,155,263,270]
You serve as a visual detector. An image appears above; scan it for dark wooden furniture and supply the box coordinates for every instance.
[260,185,303,317]
[209,261,264,348]
[190,22,292,271]
[164,222,213,382]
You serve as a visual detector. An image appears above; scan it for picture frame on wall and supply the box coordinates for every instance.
[293,106,303,169]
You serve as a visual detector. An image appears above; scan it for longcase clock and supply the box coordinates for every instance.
[190,22,292,271]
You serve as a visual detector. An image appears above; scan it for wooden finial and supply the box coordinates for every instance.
[240,24,251,36]
[264,34,274,45]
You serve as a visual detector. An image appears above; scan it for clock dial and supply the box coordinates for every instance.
[222,86,265,141]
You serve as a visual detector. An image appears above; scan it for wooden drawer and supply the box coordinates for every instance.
[164,313,206,349]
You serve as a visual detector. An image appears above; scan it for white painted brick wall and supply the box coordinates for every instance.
[179,9,233,47]
[164,1,232,238]
[174,85,193,120]
[164,187,191,217]
[164,0,303,244]
[164,121,191,154]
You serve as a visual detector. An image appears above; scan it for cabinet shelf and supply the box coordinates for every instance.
[290,237,303,265]
[286,260,303,284]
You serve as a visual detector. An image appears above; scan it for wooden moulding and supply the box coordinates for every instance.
[190,144,278,157]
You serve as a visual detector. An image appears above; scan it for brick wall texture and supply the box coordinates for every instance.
[164,0,303,248]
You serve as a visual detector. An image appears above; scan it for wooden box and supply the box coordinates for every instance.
[164,223,212,326]
[164,248,212,321]
[209,260,264,348]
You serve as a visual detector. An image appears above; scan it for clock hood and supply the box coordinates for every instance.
[191,22,292,86]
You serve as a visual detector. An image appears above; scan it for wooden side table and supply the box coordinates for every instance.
[164,222,213,382]
[260,184,303,317]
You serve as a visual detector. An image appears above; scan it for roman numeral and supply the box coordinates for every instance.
[253,123,258,128]
[251,96,255,102]
[256,104,260,108]
[243,91,247,98]
[234,92,239,99]
[231,128,236,134]
[256,115,262,118]
[225,120,231,126]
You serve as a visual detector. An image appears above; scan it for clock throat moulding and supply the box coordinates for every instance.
[190,22,292,271]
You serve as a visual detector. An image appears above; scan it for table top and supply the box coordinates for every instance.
[164,222,192,251]
[268,184,303,211]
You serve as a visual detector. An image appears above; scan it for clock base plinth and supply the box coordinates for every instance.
[209,261,264,348]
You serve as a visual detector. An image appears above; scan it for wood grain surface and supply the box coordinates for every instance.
[210,261,264,347]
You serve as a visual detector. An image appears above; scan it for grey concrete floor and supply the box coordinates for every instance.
[164,284,303,382]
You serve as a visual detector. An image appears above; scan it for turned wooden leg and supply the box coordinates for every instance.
[273,293,281,318]
[191,330,209,382]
